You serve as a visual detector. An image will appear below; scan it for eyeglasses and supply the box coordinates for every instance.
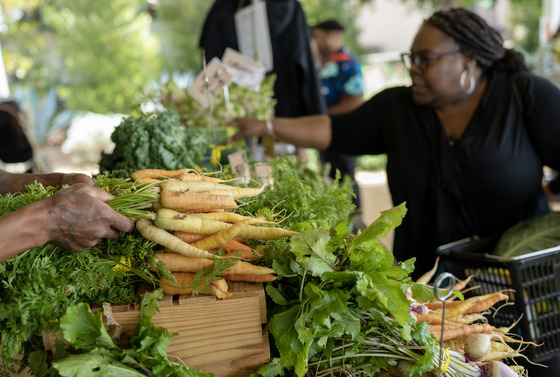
[400,50,460,71]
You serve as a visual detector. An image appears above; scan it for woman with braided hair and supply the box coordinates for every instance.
[229,8,560,281]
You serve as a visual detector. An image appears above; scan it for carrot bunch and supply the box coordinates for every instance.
[131,168,298,299]
[411,262,535,367]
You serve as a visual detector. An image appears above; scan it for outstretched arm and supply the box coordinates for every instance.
[228,115,333,151]
[0,183,134,263]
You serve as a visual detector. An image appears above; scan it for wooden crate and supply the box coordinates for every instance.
[44,282,270,377]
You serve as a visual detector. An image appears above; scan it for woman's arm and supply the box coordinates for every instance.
[0,184,134,263]
[0,169,95,195]
[228,114,332,150]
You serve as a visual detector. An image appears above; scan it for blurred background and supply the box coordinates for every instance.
[1,0,559,228]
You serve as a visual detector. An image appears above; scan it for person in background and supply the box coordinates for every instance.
[312,19,364,210]
[0,169,134,263]
[230,7,560,281]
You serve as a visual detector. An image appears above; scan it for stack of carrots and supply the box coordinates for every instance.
[131,168,298,299]
[410,262,534,370]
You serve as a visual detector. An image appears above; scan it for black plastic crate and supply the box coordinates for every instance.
[436,237,560,362]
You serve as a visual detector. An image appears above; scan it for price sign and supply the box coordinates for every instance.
[222,48,266,91]
[228,150,251,184]
[188,57,232,108]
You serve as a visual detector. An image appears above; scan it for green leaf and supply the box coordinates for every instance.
[290,229,337,276]
[52,352,144,377]
[267,305,308,376]
[494,211,560,257]
[59,303,117,351]
[348,202,406,257]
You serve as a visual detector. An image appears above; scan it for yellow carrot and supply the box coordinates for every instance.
[155,208,231,234]
[236,225,299,240]
[204,184,266,200]
[160,272,231,299]
[156,252,275,275]
[136,218,221,259]
[191,217,268,250]
[160,190,238,210]
[176,172,225,183]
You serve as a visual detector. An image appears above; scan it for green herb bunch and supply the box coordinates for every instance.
[254,203,479,377]
[239,156,355,233]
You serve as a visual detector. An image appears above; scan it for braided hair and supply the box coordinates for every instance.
[425,8,528,72]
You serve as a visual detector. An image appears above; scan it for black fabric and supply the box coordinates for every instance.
[329,71,560,279]
[199,0,326,117]
[0,101,33,163]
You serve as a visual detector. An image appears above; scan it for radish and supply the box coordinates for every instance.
[484,360,518,377]
[464,333,492,361]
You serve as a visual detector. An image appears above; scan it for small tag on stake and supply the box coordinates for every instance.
[254,163,272,186]
[188,58,232,108]
[228,150,251,184]
[222,47,266,91]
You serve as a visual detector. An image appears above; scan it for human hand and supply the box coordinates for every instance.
[60,173,96,187]
[40,183,134,251]
[227,118,268,143]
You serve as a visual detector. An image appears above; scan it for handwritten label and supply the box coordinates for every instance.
[188,57,232,108]
[228,150,251,184]
[222,47,266,91]
[234,1,273,71]
[254,163,272,186]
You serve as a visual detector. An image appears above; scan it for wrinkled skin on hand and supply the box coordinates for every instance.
[43,184,134,251]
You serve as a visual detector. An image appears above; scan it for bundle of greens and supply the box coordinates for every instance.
[253,203,483,377]
[99,110,244,173]
[29,290,213,377]
[238,156,355,233]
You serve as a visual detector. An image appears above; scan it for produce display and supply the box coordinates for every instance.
[0,161,535,377]
[0,158,353,376]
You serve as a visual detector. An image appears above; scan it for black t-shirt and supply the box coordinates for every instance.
[329,71,560,278]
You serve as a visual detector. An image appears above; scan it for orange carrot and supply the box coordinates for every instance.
[160,190,238,210]
[429,323,494,342]
[160,272,230,298]
[215,239,262,259]
[174,231,209,243]
[464,292,510,314]
[223,274,277,282]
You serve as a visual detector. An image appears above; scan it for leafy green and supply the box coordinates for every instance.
[46,290,213,377]
[254,203,481,377]
[239,156,355,233]
[493,211,560,258]
[99,110,232,173]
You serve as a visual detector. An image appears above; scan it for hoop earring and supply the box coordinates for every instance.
[460,70,475,95]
